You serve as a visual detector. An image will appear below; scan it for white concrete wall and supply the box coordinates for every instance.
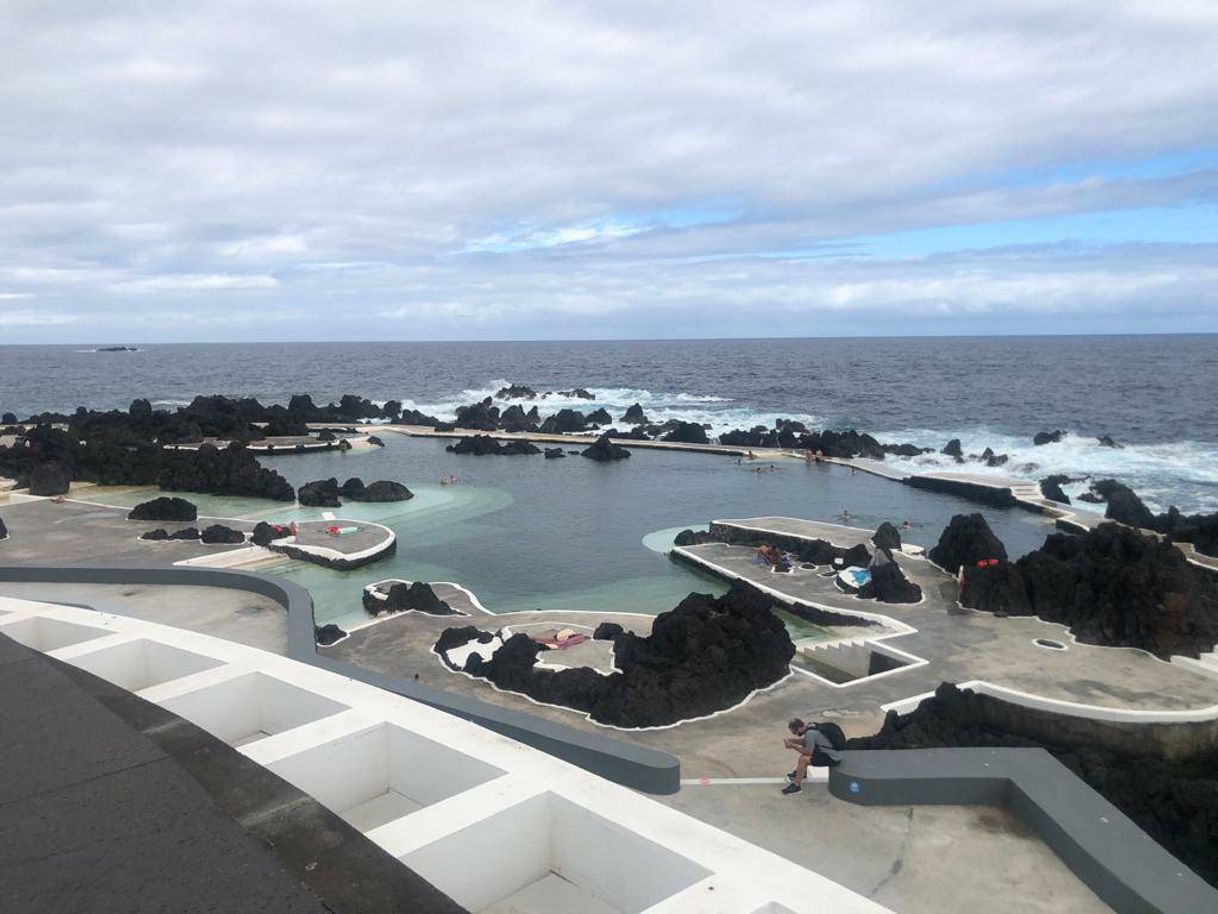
[0,595,895,914]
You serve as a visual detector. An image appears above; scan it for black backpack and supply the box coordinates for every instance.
[810,721,846,751]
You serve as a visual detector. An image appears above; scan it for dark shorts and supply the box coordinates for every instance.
[809,748,841,768]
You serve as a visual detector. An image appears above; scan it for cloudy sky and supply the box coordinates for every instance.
[2,0,1216,342]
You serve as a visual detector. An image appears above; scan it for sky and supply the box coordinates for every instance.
[1,0,1217,343]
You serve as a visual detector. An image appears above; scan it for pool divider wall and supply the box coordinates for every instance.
[0,562,681,794]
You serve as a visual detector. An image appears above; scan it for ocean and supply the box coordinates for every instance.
[2,335,1216,512]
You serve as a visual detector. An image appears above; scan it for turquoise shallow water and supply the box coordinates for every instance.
[243,434,1055,627]
[83,434,1057,628]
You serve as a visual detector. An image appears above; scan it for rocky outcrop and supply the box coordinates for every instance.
[364,581,459,616]
[1096,435,1121,448]
[168,527,201,540]
[200,524,245,545]
[158,444,295,501]
[1033,429,1065,446]
[585,407,612,426]
[495,384,538,400]
[858,547,922,603]
[581,433,630,462]
[928,513,1009,573]
[297,478,341,507]
[557,388,594,400]
[941,439,963,458]
[314,623,347,646]
[128,496,197,522]
[661,422,709,445]
[445,435,541,456]
[961,523,1218,658]
[454,398,500,431]
[1040,475,1072,505]
[871,522,902,552]
[29,461,71,496]
[435,582,795,728]
[846,683,1218,892]
[140,528,169,541]
[543,447,565,459]
[620,403,648,425]
[592,622,624,640]
[367,435,385,447]
[337,478,413,502]
[673,528,715,547]
[250,521,292,546]
[539,409,588,434]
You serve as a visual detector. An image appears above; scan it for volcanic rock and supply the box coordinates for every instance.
[337,477,413,501]
[367,435,385,447]
[297,478,341,507]
[543,447,565,459]
[586,407,613,426]
[558,388,594,400]
[592,622,624,640]
[858,548,922,603]
[158,443,295,501]
[1040,475,1072,505]
[128,496,197,522]
[1096,435,1121,448]
[928,513,1009,574]
[315,623,347,646]
[941,439,963,458]
[436,581,794,728]
[446,435,540,456]
[168,527,201,540]
[1033,429,1065,446]
[29,461,71,496]
[0,516,6,539]
[871,522,902,552]
[250,521,292,547]
[673,528,715,546]
[539,409,588,434]
[140,528,169,541]
[620,403,648,425]
[200,524,245,545]
[454,398,501,431]
[581,433,630,462]
[1090,479,1156,529]
[365,581,459,616]
[495,384,538,400]
[662,422,710,445]
[962,523,1218,658]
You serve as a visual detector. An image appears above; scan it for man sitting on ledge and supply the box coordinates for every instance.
[782,717,842,795]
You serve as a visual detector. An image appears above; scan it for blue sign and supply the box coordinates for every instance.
[849,781,861,795]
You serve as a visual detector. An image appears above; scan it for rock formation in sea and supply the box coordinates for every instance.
[445,435,541,456]
[661,421,710,445]
[539,409,588,434]
[858,546,922,603]
[495,384,538,400]
[1039,475,1073,505]
[158,444,295,501]
[337,477,413,502]
[581,433,631,461]
[128,496,198,522]
[297,478,342,507]
[847,683,1218,892]
[1033,429,1065,445]
[960,522,1218,659]
[28,461,71,496]
[928,513,1009,573]
[140,528,170,541]
[941,439,963,459]
[1096,434,1121,448]
[168,527,201,540]
[1079,479,1218,559]
[620,403,648,425]
[543,447,565,459]
[435,581,794,728]
[557,388,594,400]
[364,581,459,616]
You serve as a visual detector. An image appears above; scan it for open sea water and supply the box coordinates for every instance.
[3,335,1216,511]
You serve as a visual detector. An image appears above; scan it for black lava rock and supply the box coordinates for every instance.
[158,443,294,501]
[0,516,6,539]
[543,447,566,459]
[168,527,201,540]
[962,523,1218,659]
[367,435,385,447]
[250,521,292,546]
[1040,475,1073,505]
[662,422,710,445]
[364,581,459,616]
[495,384,538,400]
[592,622,624,640]
[338,477,413,501]
[620,403,649,425]
[581,433,630,462]
[928,513,1009,574]
[1033,429,1065,446]
[858,548,922,603]
[557,388,594,400]
[1096,435,1121,448]
[200,523,245,544]
[128,496,197,522]
[140,528,169,541]
[435,581,794,728]
[872,522,902,552]
[314,623,347,646]
[29,461,71,496]
[673,528,715,546]
[298,478,341,507]
[1092,479,1156,529]
[941,439,963,458]
[446,435,541,456]
[539,409,588,434]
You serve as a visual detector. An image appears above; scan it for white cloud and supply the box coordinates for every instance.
[0,1,1215,338]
